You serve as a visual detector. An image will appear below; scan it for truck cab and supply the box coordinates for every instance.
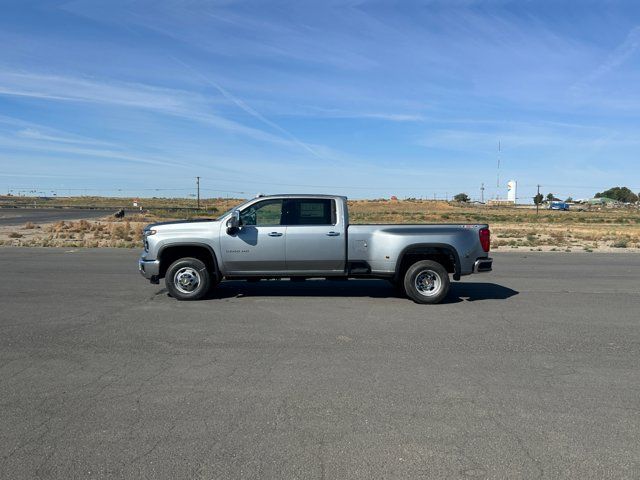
[221,195,347,276]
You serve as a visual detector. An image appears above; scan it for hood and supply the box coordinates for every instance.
[146,218,214,229]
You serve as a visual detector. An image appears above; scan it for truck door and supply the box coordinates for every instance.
[283,198,346,274]
[220,199,287,274]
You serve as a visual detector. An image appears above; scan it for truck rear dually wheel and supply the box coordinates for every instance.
[403,260,450,304]
[166,257,211,301]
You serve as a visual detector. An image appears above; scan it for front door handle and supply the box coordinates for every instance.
[268,232,283,237]
[326,231,340,236]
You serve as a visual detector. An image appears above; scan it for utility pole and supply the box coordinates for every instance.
[495,140,501,201]
[536,184,541,215]
[480,183,485,203]
[196,176,200,209]
[497,141,501,189]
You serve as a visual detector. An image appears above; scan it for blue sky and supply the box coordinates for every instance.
[1,0,639,201]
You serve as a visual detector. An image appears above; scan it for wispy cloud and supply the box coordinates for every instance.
[0,71,188,109]
[0,113,118,147]
[292,106,425,122]
[170,56,323,158]
[0,70,322,155]
[416,123,640,155]
[16,128,115,147]
[571,25,640,95]
[0,134,189,168]
[0,168,94,180]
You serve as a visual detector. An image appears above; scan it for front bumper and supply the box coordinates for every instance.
[474,257,493,273]
[139,256,160,283]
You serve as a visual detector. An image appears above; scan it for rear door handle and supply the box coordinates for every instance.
[268,232,283,237]
[326,231,340,236]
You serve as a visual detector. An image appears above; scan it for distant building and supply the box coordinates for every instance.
[587,197,617,205]
[507,180,517,203]
[487,199,515,206]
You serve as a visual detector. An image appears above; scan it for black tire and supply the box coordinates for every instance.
[403,260,450,304]
[165,257,211,301]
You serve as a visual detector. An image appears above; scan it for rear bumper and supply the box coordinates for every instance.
[139,256,160,283]
[474,257,493,273]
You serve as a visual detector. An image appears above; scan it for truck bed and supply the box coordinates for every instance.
[347,223,489,276]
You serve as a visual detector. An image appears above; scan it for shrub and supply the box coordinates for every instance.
[112,224,129,240]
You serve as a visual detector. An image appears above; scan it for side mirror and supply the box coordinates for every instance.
[226,210,241,235]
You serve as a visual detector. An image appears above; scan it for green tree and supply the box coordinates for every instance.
[546,193,556,202]
[595,187,639,203]
[533,193,544,205]
[453,193,470,203]
[565,197,573,202]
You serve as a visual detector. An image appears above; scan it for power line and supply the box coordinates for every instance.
[6,179,639,199]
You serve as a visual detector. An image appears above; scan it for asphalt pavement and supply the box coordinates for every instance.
[1,248,639,479]
[0,208,114,226]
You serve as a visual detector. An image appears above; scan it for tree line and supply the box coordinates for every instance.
[451,186,639,204]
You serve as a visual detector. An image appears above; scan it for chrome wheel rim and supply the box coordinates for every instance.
[414,269,441,297]
[174,267,201,294]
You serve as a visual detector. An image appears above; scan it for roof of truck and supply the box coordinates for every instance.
[257,194,348,200]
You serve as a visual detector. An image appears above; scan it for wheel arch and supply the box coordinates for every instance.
[158,243,219,279]
[394,243,461,281]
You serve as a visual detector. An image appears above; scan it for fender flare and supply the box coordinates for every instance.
[157,242,220,278]
[394,243,461,281]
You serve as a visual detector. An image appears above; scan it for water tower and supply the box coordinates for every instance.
[507,180,517,203]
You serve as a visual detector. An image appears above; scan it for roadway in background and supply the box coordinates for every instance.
[0,208,115,226]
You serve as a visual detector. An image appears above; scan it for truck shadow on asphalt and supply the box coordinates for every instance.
[443,282,519,303]
[201,280,518,303]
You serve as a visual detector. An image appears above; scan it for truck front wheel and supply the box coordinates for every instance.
[165,257,211,301]
[403,260,450,304]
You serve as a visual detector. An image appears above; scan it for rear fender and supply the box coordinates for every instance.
[394,243,461,281]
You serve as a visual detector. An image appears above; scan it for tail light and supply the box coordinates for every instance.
[479,227,490,252]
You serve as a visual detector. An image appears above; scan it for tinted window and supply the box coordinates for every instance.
[240,200,283,226]
[283,199,335,225]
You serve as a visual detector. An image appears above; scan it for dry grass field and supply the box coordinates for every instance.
[349,199,640,252]
[1,196,639,251]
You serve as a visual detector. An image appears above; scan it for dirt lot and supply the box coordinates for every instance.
[1,196,639,251]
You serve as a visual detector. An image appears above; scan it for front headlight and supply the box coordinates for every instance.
[143,229,156,251]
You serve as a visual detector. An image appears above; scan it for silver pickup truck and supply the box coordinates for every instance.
[139,194,492,304]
